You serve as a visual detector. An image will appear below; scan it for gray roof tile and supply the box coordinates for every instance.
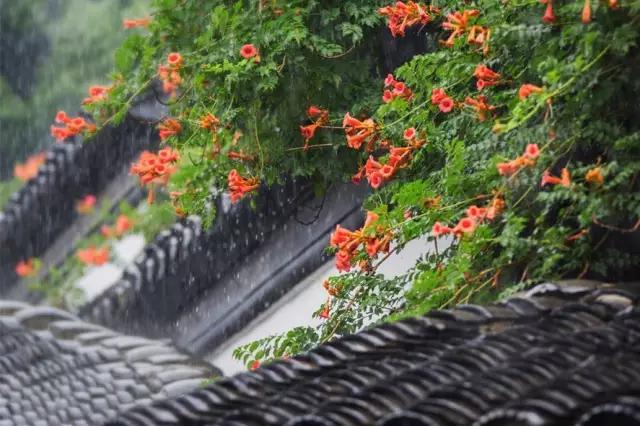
[109,282,640,426]
[0,301,220,425]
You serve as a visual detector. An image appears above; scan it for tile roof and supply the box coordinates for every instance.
[0,93,163,289]
[107,281,640,426]
[80,182,367,359]
[0,300,219,425]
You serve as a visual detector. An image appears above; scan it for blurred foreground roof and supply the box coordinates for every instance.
[108,281,640,426]
[0,300,219,425]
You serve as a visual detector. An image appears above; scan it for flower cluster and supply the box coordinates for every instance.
[497,143,540,176]
[464,95,496,121]
[354,128,424,189]
[76,195,97,215]
[14,152,46,182]
[378,1,438,38]
[431,88,455,113]
[50,111,96,142]
[82,85,110,105]
[228,169,260,203]
[130,148,180,203]
[474,64,501,91]
[300,106,329,149]
[442,9,488,51]
[130,148,180,185]
[330,211,393,272]
[199,113,221,131]
[432,196,505,238]
[100,214,134,239]
[157,118,182,141]
[343,113,379,151]
[15,258,40,278]
[123,17,151,29]
[158,52,183,96]
[383,74,413,103]
[76,247,109,266]
[323,279,341,296]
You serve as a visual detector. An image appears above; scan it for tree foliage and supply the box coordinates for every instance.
[76,0,640,367]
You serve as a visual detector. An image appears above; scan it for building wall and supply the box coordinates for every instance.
[208,235,441,375]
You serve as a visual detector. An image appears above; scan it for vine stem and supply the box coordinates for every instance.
[389,194,492,231]
[322,285,363,343]
[253,112,265,174]
[461,274,495,304]
[505,46,610,133]
[99,77,154,130]
[592,216,640,233]
[286,143,334,152]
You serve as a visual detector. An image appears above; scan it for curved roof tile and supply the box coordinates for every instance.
[0,302,220,425]
[108,281,640,426]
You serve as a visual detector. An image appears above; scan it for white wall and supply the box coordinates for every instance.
[207,235,438,375]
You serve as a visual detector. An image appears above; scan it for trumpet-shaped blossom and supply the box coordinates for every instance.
[102,214,134,238]
[582,0,592,22]
[130,149,180,185]
[300,106,329,149]
[403,127,417,140]
[130,148,180,203]
[542,0,556,23]
[330,211,393,272]
[158,53,183,96]
[157,118,182,140]
[432,221,452,237]
[383,74,413,103]
[432,88,455,113]
[486,196,506,220]
[435,193,505,239]
[541,168,571,187]
[585,167,604,186]
[50,111,95,142]
[379,2,438,37]
[342,113,379,151]
[76,195,97,215]
[441,9,485,48]
[240,44,260,61]
[524,143,540,159]
[167,52,183,67]
[439,97,455,113]
[454,217,477,236]
[123,17,151,29]
[319,301,331,319]
[323,280,340,296]
[474,64,501,91]
[199,113,220,130]
[300,124,319,143]
[519,84,544,100]
[15,258,39,278]
[228,169,260,203]
[82,85,110,105]
[466,205,488,220]
[77,247,110,266]
[497,144,540,176]
[355,130,424,190]
[464,95,495,121]
[14,152,46,182]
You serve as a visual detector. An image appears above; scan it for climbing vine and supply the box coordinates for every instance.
[37,0,640,366]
